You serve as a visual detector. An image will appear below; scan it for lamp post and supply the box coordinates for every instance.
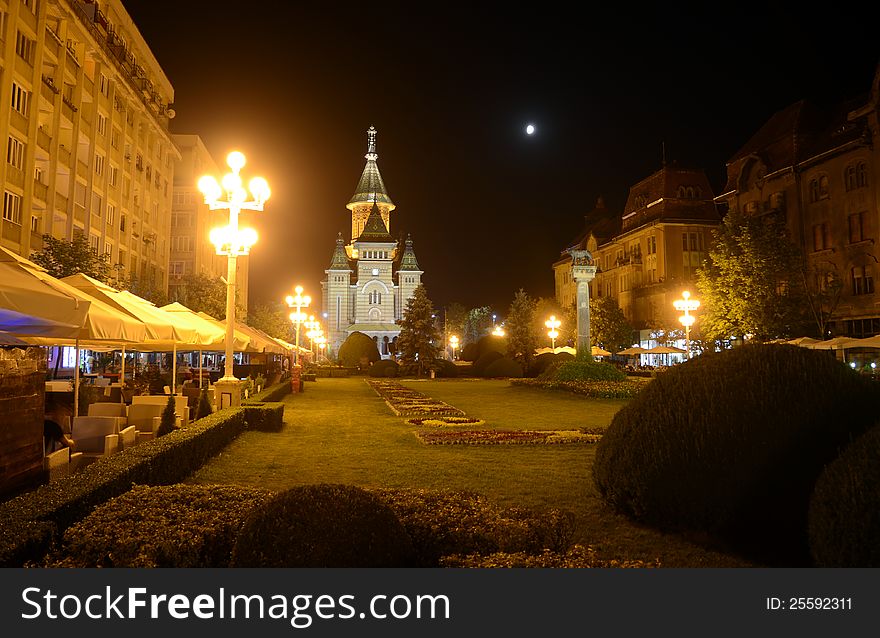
[285,286,311,367]
[673,290,700,360]
[545,315,561,351]
[199,151,269,409]
[492,324,505,337]
[449,335,459,360]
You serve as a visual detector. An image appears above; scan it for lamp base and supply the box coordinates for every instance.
[214,378,241,410]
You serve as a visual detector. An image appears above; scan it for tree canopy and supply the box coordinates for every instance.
[31,233,110,282]
[590,296,635,353]
[696,210,808,342]
[248,302,293,341]
[397,284,440,375]
[168,272,240,320]
[506,289,537,367]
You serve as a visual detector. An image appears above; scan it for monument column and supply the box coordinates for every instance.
[569,249,597,354]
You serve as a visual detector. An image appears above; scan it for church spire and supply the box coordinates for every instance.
[397,234,421,271]
[328,232,352,270]
[348,126,395,210]
[356,201,393,242]
[366,126,377,160]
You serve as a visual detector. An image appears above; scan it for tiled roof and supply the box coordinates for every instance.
[356,202,393,242]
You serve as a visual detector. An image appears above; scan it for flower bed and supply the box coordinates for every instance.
[415,429,602,445]
[510,378,648,399]
[368,379,466,417]
[405,417,486,427]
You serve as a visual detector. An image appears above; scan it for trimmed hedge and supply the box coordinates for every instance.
[230,484,414,567]
[510,378,647,399]
[338,331,381,368]
[808,423,880,567]
[249,381,292,403]
[592,344,880,565]
[472,351,503,376]
[483,357,524,378]
[433,359,459,378]
[241,402,285,432]
[50,485,273,567]
[0,408,248,566]
[368,359,400,378]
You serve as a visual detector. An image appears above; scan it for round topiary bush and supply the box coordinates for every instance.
[460,342,479,362]
[476,335,507,359]
[337,331,381,368]
[592,344,880,565]
[808,423,880,567]
[369,359,399,378]
[472,351,503,376]
[230,484,414,567]
[529,352,557,377]
[433,359,459,378]
[552,360,626,382]
[483,357,523,378]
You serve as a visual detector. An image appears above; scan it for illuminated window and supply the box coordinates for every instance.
[851,266,874,295]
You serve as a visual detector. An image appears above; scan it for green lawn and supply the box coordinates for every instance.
[189,377,751,567]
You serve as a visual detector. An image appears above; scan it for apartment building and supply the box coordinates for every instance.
[170,133,249,314]
[0,0,179,291]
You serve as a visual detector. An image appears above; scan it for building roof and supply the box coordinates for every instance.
[560,197,621,255]
[327,233,352,271]
[355,202,393,242]
[620,164,719,233]
[397,235,421,271]
[347,127,395,209]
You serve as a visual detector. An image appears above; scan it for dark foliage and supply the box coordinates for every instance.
[432,359,459,378]
[368,359,400,378]
[471,351,503,376]
[808,423,880,567]
[338,331,381,368]
[196,387,213,420]
[483,357,524,378]
[592,345,880,565]
[157,395,177,437]
[230,484,414,567]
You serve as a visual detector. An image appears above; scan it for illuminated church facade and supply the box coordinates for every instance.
[322,128,424,358]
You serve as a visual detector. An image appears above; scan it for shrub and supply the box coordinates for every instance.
[592,344,880,565]
[808,423,880,567]
[157,395,177,437]
[528,352,557,377]
[372,488,575,566]
[460,342,479,362]
[552,360,626,382]
[433,359,459,378]
[196,387,213,420]
[51,485,272,567]
[0,518,56,568]
[230,484,413,567]
[369,359,399,378]
[476,335,507,359]
[483,357,524,378]
[471,350,503,376]
[242,402,285,432]
[337,331,381,368]
[250,381,292,403]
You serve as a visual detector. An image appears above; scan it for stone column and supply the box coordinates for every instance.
[569,249,597,355]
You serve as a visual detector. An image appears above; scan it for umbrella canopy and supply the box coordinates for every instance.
[195,312,253,352]
[801,336,857,350]
[159,302,227,348]
[0,259,89,338]
[591,346,612,357]
[848,335,880,349]
[787,336,820,346]
[61,274,199,345]
[617,346,649,355]
[647,345,687,354]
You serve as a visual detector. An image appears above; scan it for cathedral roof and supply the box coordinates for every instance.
[397,234,421,271]
[356,202,393,242]
[347,126,395,209]
[328,232,352,270]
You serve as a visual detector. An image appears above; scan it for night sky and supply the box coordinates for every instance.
[125,2,879,314]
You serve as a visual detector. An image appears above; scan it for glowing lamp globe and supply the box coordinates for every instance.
[227,151,246,172]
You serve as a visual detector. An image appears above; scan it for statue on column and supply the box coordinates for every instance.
[568,248,597,355]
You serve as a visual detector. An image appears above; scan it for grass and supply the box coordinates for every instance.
[189,377,752,567]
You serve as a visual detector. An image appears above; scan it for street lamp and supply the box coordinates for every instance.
[199,151,270,408]
[673,290,700,360]
[285,286,311,367]
[449,335,459,360]
[545,315,561,351]
[492,324,505,337]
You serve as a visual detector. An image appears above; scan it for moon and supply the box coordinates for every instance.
[526,124,535,135]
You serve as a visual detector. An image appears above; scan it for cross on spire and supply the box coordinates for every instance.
[366,126,377,160]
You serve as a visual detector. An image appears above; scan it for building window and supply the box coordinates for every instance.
[94,153,105,176]
[15,31,35,65]
[120,214,126,233]
[99,74,110,97]
[819,175,829,199]
[812,223,831,251]
[92,193,103,217]
[10,83,30,116]
[6,136,24,169]
[170,261,184,276]
[97,112,107,136]
[368,291,382,305]
[30,215,39,233]
[109,165,118,186]
[3,191,22,224]
[647,235,657,255]
[856,162,868,188]
[848,211,868,244]
[110,127,120,150]
[809,179,820,203]
[106,204,116,227]
[851,266,874,296]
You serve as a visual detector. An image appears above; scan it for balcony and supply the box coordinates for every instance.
[74,204,86,225]
[58,146,71,166]
[37,128,51,152]
[77,159,89,178]
[33,180,49,202]
[44,27,61,58]
[6,166,25,189]
[55,193,68,212]
[10,109,29,134]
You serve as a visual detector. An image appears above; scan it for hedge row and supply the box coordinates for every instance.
[249,381,292,403]
[241,402,285,432]
[0,408,250,566]
[510,378,647,399]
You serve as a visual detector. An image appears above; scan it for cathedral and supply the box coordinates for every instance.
[322,127,424,358]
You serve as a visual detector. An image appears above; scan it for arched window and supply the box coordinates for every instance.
[686,187,695,199]
[819,175,829,198]
[809,179,820,203]
[677,186,686,198]
[845,164,858,191]
[856,161,868,188]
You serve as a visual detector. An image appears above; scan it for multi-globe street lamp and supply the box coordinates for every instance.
[673,290,700,360]
[198,151,270,408]
[492,324,505,337]
[285,286,311,367]
[449,335,459,360]
[545,315,561,351]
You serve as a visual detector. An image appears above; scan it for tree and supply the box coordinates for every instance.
[124,275,169,307]
[338,332,381,368]
[696,210,809,342]
[397,284,440,376]
[31,232,110,282]
[464,306,493,343]
[590,296,635,353]
[801,263,844,339]
[249,302,293,341]
[443,302,468,343]
[157,395,177,437]
[168,272,238,320]
[506,289,537,368]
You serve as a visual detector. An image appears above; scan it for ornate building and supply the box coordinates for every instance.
[322,127,424,358]
[554,165,721,335]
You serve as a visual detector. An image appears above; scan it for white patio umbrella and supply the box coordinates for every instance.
[801,336,857,350]
[591,346,612,357]
[161,302,228,388]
